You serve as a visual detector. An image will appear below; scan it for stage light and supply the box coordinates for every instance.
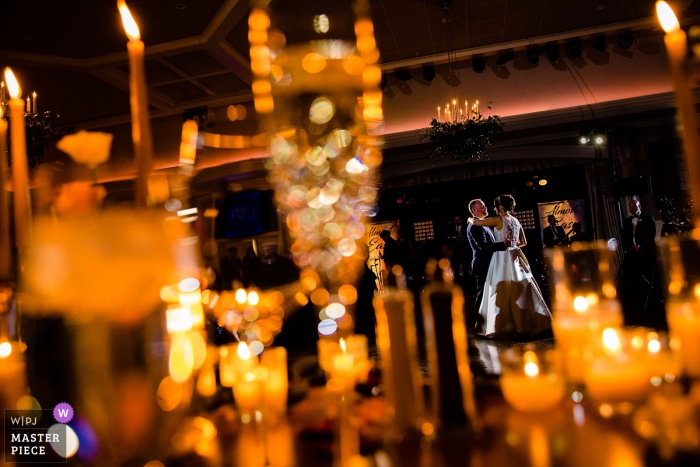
[526,47,539,64]
[546,44,559,61]
[394,70,412,81]
[592,36,607,52]
[579,136,590,145]
[422,64,435,82]
[618,32,634,50]
[495,51,514,65]
[472,57,485,73]
[565,40,583,59]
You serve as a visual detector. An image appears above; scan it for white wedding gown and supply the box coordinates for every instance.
[476,215,553,337]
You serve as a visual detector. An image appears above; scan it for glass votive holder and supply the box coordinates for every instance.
[659,233,700,378]
[583,327,652,404]
[626,328,681,386]
[546,241,623,384]
[499,347,565,413]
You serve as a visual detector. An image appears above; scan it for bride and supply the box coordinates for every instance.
[468,194,552,338]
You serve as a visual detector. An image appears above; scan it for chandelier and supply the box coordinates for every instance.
[418,0,503,163]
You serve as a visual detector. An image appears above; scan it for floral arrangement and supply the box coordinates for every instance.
[418,112,504,163]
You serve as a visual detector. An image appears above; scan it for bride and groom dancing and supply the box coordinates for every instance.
[467,194,552,338]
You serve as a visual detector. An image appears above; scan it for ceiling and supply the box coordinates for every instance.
[1,0,697,129]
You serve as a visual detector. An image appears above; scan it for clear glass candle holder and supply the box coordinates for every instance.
[499,347,565,413]
[659,232,700,378]
[546,241,623,384]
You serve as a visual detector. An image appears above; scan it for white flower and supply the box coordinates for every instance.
[57,130,113,167]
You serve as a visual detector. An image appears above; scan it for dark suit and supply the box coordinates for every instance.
[543,225,567,248]
[467,223,507,313]
[621,213,658,322]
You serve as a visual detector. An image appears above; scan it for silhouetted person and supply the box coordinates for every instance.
[543,215,567,248]
[219,246,242,290]
[381,230,401,271]
[241,247,261,287]
[257,244,299,289]
[568,222,590,243]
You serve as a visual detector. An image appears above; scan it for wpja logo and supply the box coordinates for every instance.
[4,403,73,463]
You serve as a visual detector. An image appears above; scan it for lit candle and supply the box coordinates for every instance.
[261,347,287,415]
[374,289,425,434]
[0,108,9,281]
[464,100,469,119]
[437,106,441,123]
[25,96,30,115]
[196,346,218,396]
[583,328,650,402]
[445,104,450,123]
[345,335,369,383]
[233,371,261,419]
[667,302,700,377]
[32,92,36,115]
[452,99,456,121]
[3,68,32,250]
[500,351,564,413]
[179,119,198,165]
[657,1,700,209]
[119,1,154,208]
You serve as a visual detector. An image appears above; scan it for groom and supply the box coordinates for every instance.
[467,199,513,315]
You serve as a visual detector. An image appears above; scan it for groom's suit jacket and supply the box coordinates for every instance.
[467,222,507,278]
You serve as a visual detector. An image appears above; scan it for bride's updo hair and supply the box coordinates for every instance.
[494,194,516,213]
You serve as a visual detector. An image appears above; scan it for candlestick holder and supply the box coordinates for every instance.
[499,347,565,413]
[659,233,700,378]
[545,241,623,384]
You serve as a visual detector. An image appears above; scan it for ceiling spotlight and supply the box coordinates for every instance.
[472,57,485,73]
[495,51,514,65]
[394,70,412,81]
[579,135,590,145]
[422,64,436,82]
[592,36,607,52]
[546,44,559,61]
[618,32,634,50]
[565,40,583,59]
[527,47,539,64]
[594,135,605,145]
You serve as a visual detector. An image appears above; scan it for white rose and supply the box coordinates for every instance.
[57,130,113,168]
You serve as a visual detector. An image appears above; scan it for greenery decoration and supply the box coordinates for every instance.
[418,112,504,163]
[3,110,75,172]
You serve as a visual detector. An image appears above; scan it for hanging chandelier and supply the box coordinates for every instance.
[418,0,504,163]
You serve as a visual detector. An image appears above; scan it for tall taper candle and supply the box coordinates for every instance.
[657,2,700,209]
[32,92,37,115]
[119,1,153,208]
[0,108,9,281]
[3,68,31,251]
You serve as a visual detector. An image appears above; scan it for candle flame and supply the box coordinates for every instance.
[647,339,661,353]
[32,91,36,98]
[524,362,539,377]
[573,295,589,312]
[339,338,346,353]
[657,1,680,33]
[118,1,141,41]
[602,328,621,352]
[237,342,251,360]
[3,68,20,98]
[0,341,11,358]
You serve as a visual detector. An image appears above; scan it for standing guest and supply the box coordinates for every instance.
[241,247,261,288]
[219,246,242,290]
[621,198,658,324]
[543,215,567,248]
[679,204,694,229]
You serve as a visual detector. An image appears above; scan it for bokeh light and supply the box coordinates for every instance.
[318,319,338,336]
[309,97,335,124]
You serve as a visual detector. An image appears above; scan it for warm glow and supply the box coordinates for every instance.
[247,291,259,306]
[118,1,141,41]
[656,1,680,33]
[302,53,327,73]
[648,339,661,353]
[3,68,20,98]
[235,288,247,304]
[237,342,251,360]
[586,293,599,306]
[602,328,621,352]
[178,277,200,293]
[524,362,539,377]
[339,338,346,353]
[0,341,11,358]
[573,296,589,312]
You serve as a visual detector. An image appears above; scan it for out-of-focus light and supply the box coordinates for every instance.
[326,303,346,319]
[248,291,259,305]
[249,341,264,355]
[237,342,251,360]
[338,285,357,304]
[302,53,327,73]
[48,423,79,458]
[0,341,11,358]
[235,288,247,304]
[657,1,680,33]
[594,135,604,145]
[157,376,183,411]
[539,179,547,186]
[310,97,335,124]
[164,199,182,212]
[318,319,338,336]
[338,238,357,257]
[648,339,661,353]
[169,335,194,383]
[177,207,197,217]
[178,278,200,293]
[599,403,613,418]
[524,362,539,377]
[346,157,365,174]
[602,328,621,353]
[180,216,197,223]
[579,136,589,144]
[572,391,583,402]
[203,208,218,218]
[314,14,329,33]
[166,306,193,333]
[573,296,589,312]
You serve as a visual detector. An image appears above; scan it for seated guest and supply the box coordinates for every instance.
[543,215,567,247]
